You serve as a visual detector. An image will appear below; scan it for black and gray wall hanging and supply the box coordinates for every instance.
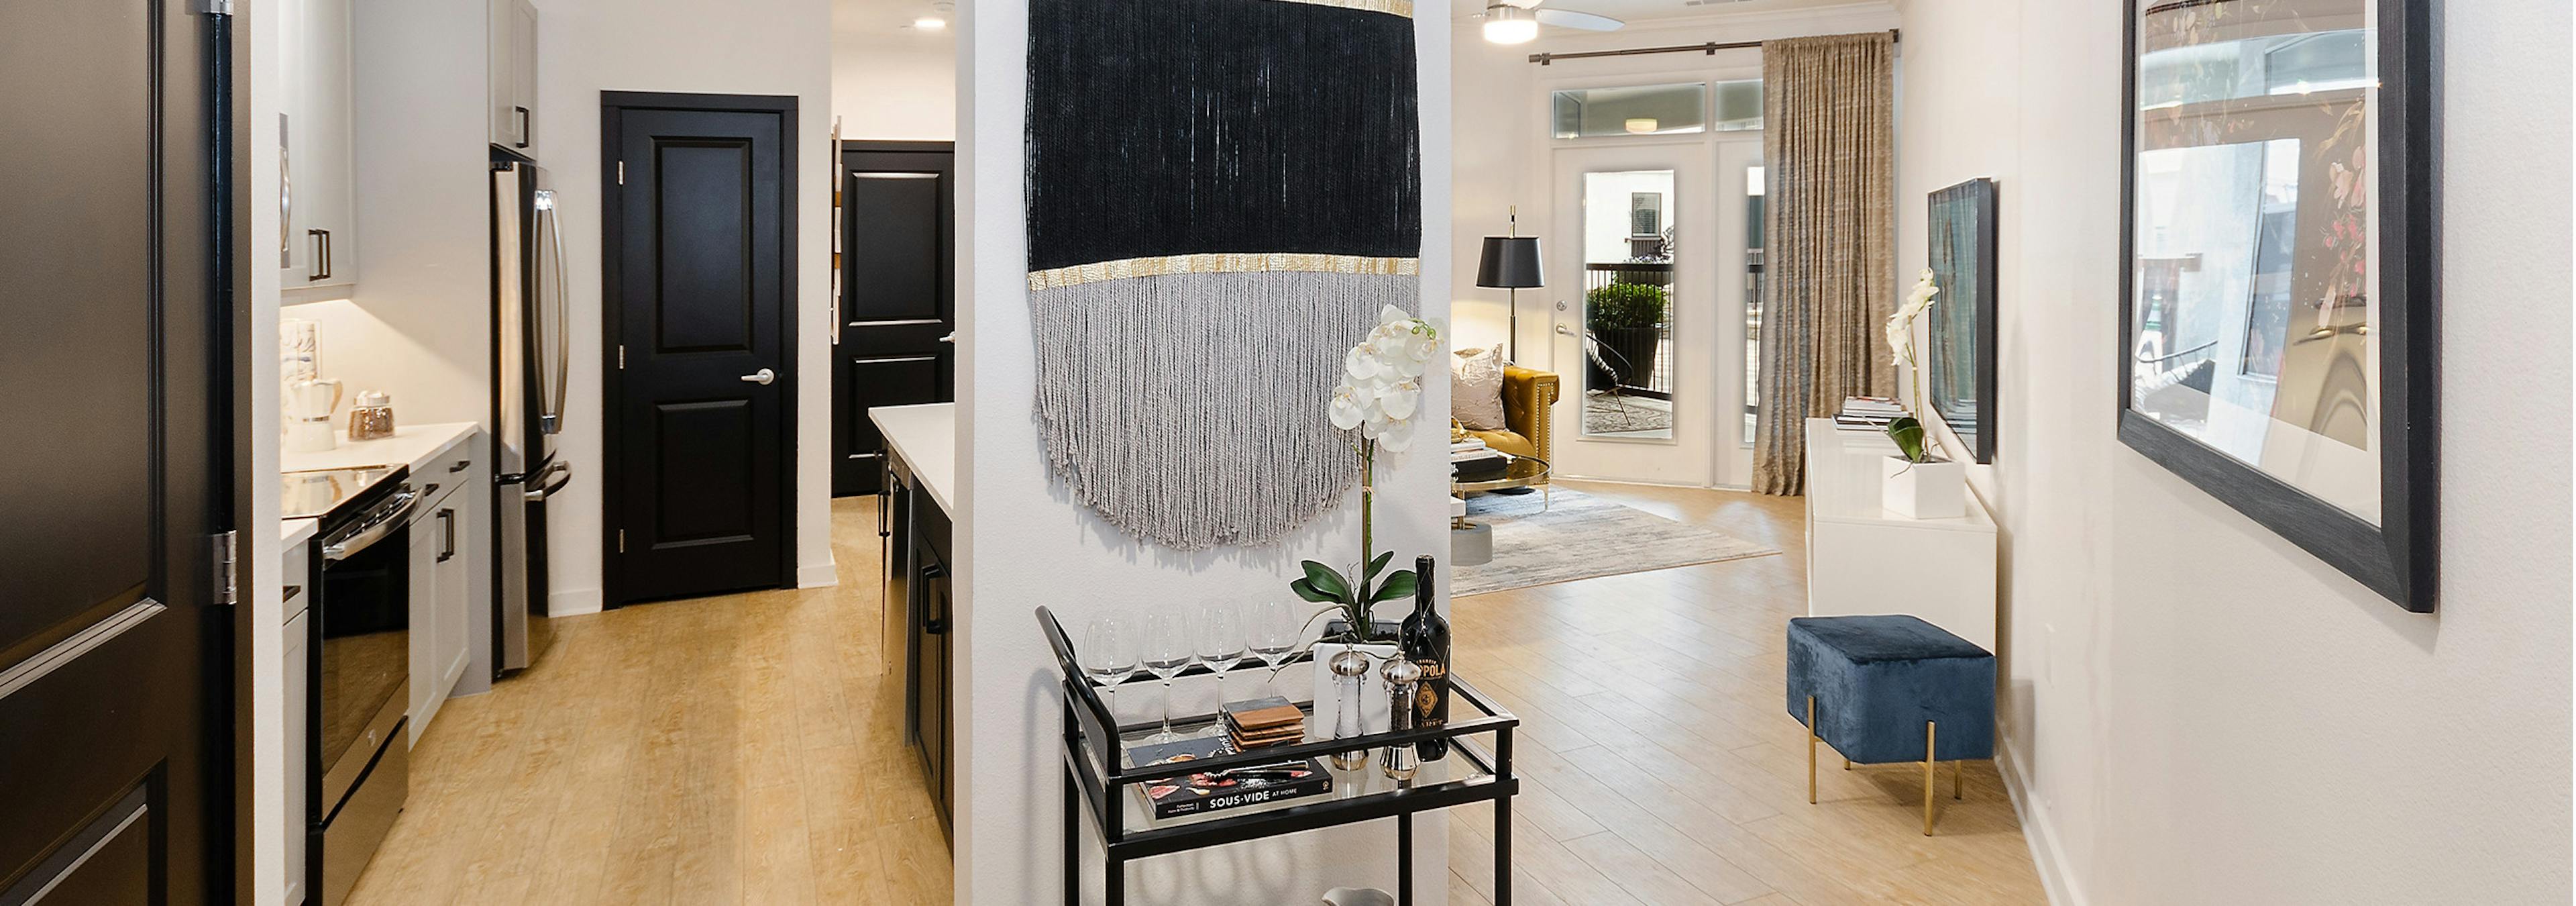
[1026,0,1423,550]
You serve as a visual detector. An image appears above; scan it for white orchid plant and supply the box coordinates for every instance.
[1294,305,1442,644]
[1883,268,1942,464]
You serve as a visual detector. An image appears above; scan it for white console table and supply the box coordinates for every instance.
[1802,418,1999,652]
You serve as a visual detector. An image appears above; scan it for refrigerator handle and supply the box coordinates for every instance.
[536,191,570,434]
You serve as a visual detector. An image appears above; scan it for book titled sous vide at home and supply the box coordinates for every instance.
[1126,737,1332,819]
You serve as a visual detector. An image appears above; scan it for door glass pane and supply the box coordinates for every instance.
[1743,164,1765,446]
[1580,170,1675,440]
[1553,84,1707,139]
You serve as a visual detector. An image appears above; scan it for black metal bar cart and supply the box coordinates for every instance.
[1039,607,1519,905]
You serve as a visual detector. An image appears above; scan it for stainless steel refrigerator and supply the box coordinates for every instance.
[493,153,569,676]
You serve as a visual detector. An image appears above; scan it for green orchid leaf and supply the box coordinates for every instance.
[1364,551,1395,581]
[1301,560,1352,601]
[1369,569,1419,602]
[1886,416,1930,463]
[1290,578,1339,603]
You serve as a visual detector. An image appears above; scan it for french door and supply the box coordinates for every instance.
[1545,138,1765,488]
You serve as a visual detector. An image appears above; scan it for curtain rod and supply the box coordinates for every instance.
[1526,28,1898,66]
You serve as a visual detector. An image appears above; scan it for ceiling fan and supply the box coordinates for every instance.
[1482,0,1625,45]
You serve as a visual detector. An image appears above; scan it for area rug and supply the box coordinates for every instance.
[1454,487,1779,597]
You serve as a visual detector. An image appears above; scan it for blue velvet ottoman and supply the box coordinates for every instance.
[1785,615,1994,835]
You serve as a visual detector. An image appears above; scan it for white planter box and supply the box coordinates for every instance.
[1882,454,1966,519]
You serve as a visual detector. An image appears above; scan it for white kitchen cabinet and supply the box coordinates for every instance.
[403,438,484,748]
[281,0,358,297]
[489,0,539,156]
[282,605,310,906]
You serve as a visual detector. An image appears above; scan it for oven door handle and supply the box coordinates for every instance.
[322,491,419,562]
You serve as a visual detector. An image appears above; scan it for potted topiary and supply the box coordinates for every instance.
[1583,279,1668,391]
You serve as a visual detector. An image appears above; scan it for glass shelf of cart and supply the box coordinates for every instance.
[1108,708,1497,835]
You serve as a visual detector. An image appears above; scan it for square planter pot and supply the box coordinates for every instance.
[1882,454,1966,519]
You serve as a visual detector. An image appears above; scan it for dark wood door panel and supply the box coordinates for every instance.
[604,95,797,605]
[1,0,226,901]
[833,354,944,494]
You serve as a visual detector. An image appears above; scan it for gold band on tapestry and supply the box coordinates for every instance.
[1027,254,1421,291]
[1267,0,1412,18]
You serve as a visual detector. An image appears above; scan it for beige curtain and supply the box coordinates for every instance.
[1752,32,1896,495]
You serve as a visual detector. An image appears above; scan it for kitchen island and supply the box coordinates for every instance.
[869,403,955,841]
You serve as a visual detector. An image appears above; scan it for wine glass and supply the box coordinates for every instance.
[1081,614,1138,727]
[1247,599,1301,701]
[1197,602,1248,723]
[1140,615,1196,743]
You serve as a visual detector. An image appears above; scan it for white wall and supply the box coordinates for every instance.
[1893,1,2575,903]
[833,38,957,140]
[955,2,1454,902]
[536,0,839,613]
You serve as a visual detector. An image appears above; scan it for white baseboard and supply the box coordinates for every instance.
[549,587,604,617]
[797,558,839,589]
[1994,735,2086,906]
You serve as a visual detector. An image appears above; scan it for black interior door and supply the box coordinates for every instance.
[832,142,955,497]
[602,94,798,605]
[1,0,230,901]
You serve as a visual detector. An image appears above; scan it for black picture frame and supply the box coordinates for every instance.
[2118,0,2439,612]
[1927,178,1998,466]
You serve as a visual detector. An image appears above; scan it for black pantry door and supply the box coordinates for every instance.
[831,141,955,497]
[602,93,798,605]
[1,0,233,902]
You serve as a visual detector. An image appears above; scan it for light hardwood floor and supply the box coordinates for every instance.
[345,498,951,905]
[350,484,2041,905]
[1444,481,2045,905]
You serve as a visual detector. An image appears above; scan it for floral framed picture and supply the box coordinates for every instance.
[2118,0,2438,611]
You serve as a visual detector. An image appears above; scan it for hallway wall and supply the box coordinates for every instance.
[954,3,1455,901]
[1893,1,2574,902]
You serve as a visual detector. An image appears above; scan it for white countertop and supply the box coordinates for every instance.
[869,403,955,513]
[282,517,317,547]
[1803,418,1995,533]
[282,421,481,475]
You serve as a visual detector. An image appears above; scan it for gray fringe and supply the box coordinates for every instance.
[1031,270,1420,550]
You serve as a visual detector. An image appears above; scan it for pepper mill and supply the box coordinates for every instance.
[1380,657,1422,781]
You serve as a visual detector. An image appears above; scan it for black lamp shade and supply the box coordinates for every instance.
[1476,236,1544,289]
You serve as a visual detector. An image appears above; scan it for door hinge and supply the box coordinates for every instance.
[213,530,239,607]
[617,344,626,369]
[193,0,237,15]
[616,161,626,185]
[618,530,627,554]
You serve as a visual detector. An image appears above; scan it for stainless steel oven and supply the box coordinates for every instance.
[298,469,416,906]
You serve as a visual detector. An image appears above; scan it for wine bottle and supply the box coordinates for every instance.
[1401,554,1452,761]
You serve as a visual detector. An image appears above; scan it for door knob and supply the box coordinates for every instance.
[938,333,956,344]
[740,368,776,385]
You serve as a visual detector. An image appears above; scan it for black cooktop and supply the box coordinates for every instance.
[282,465,400,521]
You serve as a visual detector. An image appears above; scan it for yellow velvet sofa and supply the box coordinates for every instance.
[1457,366,1559,479]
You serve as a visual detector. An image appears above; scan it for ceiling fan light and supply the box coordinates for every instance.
[1483,6,1538,44]
[1625,117,1658,134]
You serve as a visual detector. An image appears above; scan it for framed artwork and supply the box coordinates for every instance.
[2119,0,2438,611]
[1927,178,1997,465]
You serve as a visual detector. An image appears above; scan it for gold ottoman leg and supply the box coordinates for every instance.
[1922,721,1938,836]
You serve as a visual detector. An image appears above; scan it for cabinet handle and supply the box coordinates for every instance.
[515,106,531,149]
[437,509,456,562]
[307,229,331,281]
[449,458,472,473]
[278,113,293,268]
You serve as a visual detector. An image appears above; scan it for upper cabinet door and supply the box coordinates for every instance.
[284,0,357,294]
[490,0,538,155]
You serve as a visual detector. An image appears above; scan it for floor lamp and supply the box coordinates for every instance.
[1477,208,1544,362]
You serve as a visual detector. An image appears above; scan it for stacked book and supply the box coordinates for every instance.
[1125,736,1332,819]
[1451,438,1509,482]
[1220,696,1307,750]
[1835,396,1907,430]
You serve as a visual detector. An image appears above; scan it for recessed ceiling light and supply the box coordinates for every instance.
[914,16,946,30]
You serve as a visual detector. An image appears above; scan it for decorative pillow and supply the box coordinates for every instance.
[1452,345,1509,431]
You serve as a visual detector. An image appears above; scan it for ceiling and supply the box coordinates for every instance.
[833,0,955,42]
